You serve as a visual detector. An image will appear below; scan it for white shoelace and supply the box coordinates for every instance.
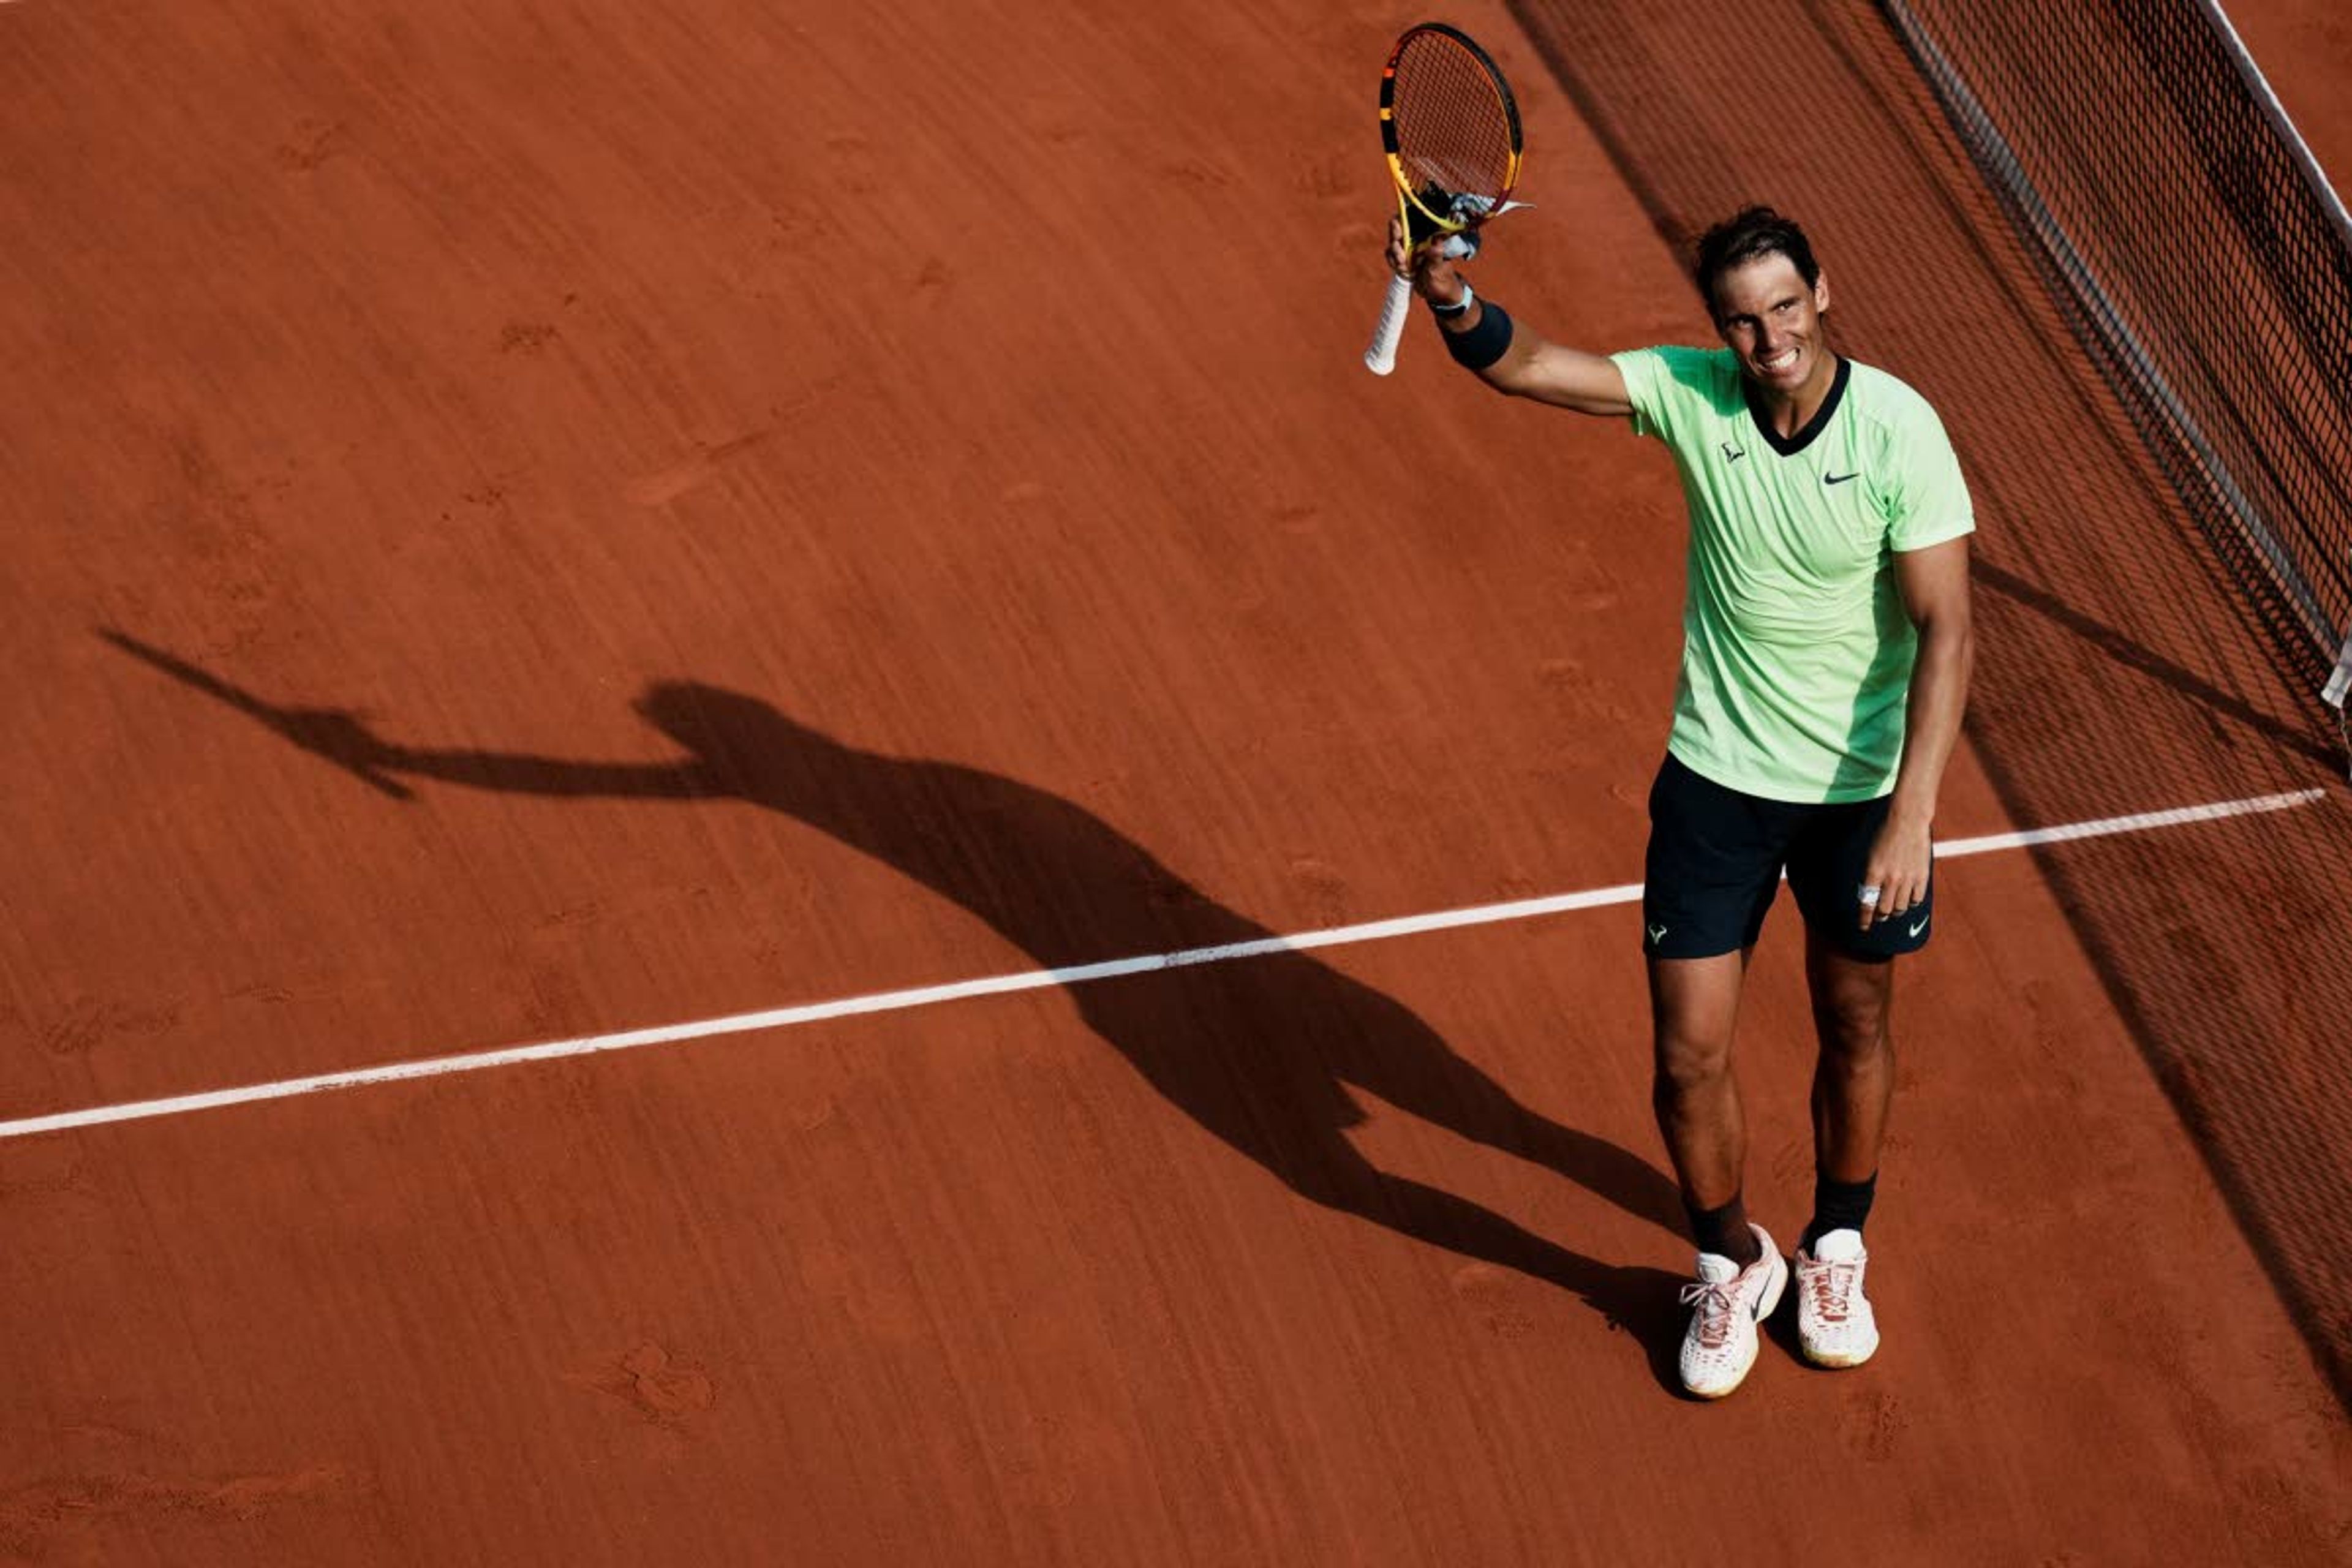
[1804,1259,1862,1322]
[1679,1280,1738,1348]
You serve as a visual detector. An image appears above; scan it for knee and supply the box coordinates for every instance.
[1653,1029,1735,1098]
[1815,995,1892,1068]
[1809,957,1894,1063]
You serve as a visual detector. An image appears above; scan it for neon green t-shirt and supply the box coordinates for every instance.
[1608,347,1975,803]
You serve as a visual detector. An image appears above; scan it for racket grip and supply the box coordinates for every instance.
[1364,273,1415,375]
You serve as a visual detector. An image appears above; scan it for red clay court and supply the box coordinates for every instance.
[3,1,2349,1562]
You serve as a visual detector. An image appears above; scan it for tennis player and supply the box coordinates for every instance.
[1387,206,1975,1398]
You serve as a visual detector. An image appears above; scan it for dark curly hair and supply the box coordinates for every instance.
[1693,206,1823,317]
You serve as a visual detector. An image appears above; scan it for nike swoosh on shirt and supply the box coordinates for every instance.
[1824,472,1861,485]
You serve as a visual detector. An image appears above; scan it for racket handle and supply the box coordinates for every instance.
[1364,273,1415,375]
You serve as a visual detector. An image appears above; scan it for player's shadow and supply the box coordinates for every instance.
[103,632,1695,1390]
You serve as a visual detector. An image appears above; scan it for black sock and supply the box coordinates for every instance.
[1686,1193,1761,1265]
[1803,1170,1878,1252]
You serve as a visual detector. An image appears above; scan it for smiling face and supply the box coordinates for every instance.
[1709,253,1834,402]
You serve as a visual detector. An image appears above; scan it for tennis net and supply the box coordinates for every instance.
[1882,0,2352,732]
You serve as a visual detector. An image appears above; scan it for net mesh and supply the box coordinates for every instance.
[1391,30,1520,208]
[1882,0,2352,725]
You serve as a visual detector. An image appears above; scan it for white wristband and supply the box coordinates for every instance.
[1430,282,1475,317]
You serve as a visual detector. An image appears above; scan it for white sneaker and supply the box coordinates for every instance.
[1794,1227,1880,1368]
[1678,1223,1788,1399]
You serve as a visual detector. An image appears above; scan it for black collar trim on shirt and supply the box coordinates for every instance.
[1744,353,1850,456]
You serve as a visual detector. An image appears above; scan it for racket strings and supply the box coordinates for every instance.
[1389,36,1518,206]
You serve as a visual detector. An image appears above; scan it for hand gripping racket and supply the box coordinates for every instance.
[1364,22,1525,375]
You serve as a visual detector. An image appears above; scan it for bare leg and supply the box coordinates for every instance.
[1648,949,1754,1219]
[1804,935,1897,1183]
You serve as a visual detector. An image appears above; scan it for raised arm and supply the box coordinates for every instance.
[1385,215,1632,417]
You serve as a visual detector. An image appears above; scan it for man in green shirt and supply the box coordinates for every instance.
[1386,206,1975,1399]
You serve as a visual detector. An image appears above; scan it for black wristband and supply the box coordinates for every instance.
[1444,299,1513,371]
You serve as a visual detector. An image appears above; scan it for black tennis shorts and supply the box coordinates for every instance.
[1641,753,1935,962]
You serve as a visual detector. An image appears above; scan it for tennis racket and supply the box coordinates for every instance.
[1364,22,1525,375]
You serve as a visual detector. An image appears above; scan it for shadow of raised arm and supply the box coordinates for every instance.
[100,630,715,802]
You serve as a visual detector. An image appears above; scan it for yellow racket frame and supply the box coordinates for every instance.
[1379,22,1525,248]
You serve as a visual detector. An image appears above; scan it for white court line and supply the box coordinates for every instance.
[0,786,2327,1141]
